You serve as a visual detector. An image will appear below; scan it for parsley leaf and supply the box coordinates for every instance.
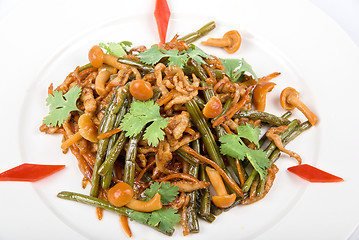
[137,45,164,65]
[219,123,270,180]
[119,100,169,147]
[221,58,258,82]
[43,85,82,127]
[99,41,132,57]
[187,44,212,65]
[128,208,180,233]
[137,44,211,68]
[144,182,179,204]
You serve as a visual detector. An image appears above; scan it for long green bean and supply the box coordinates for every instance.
[242,119,301,192]
[57,191,174,236]
[90,87,125,197]
[123,131,143,187]
[117,57,154,73]
[179,21,216,44]
[233,110,291,126]
[187,140,200,233]
[198,164,211,216]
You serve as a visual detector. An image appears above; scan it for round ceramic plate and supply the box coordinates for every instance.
[0,0,358,239]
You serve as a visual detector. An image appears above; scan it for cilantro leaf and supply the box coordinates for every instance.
[128,210,151,225]
[144,182,179,204]
[99,41,132,57]
[119,100,169,147]
[43,85,82,127]
[137,45,164,65]
[149,209,181,233]
[161,49,189,68]
[137,44,212,68]
[221,58,258,82]
[128,208,180,233]
[219,124,270,180]
[187,44,212,65]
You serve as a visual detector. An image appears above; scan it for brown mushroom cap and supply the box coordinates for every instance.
[280,87,300,110]
[223,30,241,53]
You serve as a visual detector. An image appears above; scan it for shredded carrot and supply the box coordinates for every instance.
[120,215,132,238]
[235,159,246,187]
[48,83,54,95]
[212,86,253,127]
[157,90,175,106]
[258,72,281,83]
[97,128,122,140]
[78,67,98,80]
[222,124,233,134]
[213,77,230,92]
[157,173,200,183]
[135,159,155,181]
[184,127,197,136]
[96,207,103,220]
[61,131,82,150]
[181,145,243,198]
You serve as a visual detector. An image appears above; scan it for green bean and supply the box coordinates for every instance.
[123,131,143,187]
[117,57,154,73]
[188,59,207,81]
[242,119,301,192]
[185,100,225,169]
[213,69,226,79]
[198,212,216,223]
[233,110,291,126]
[78,63,92,72]
[57,191,174,236]
[98,131,127,176]
[198,164,211,216]
[193,96,206,109]
[187,140,200,233]
[90,87,125,197]
[179,21,216,44]
[100,94,129,189]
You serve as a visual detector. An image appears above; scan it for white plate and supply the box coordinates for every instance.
[1,0,359,239]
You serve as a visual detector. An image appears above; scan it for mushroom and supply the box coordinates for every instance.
[252,82,276,111]
[280,87,318,125]
[125,193,162,212]
[205,166,236,208]
[201,30,241,54]
[78,113,98,143]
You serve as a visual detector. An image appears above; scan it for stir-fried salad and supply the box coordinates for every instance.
[40,22,317,237]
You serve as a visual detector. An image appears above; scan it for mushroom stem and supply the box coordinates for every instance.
[206,167,227,196]
[202,38,231,48]
[287,94,318,125]
[125,193,162,212]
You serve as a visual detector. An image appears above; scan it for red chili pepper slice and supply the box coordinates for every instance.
[287,164,343,183]
[0,163,65,182]
[154,0,171,43]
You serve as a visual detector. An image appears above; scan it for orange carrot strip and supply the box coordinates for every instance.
[235,159,246,187]
[222,124,233,134]
[157,173,200,183]
[157,91,175,106]
[135,160,156,182]
[184,127,197,136]
[258,72,281,83]
[181,145,243,198]
[48,83,54,95]
[120,215,133,238]
[61,131,82,150]
[212,86,253,127]
[97,128,122,140]
[213,78,230,92]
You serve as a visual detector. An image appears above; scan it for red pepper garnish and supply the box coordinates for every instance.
[287,164,343,183]
[154,0,171,43]
[0,163,65,182]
